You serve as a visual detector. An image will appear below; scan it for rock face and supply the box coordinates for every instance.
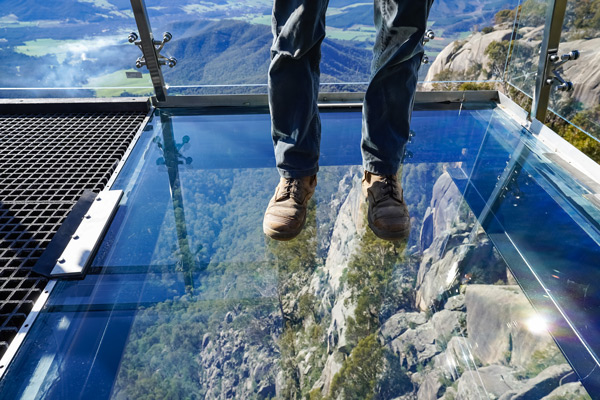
[417,369,444,400]
[402,172,587,400]
[465,284,554,368]
[424,29,514,83]
[312,168,364,393]
[318,166,363,293]
[415,172,466,311]
[380,312,428,343]
[456,365,523,400]
[415,172,506,311]
[199,311,281,400]
[424,26,600,110]
[499,364,577,400]
[541,381,590,399]
[386,308,466,372]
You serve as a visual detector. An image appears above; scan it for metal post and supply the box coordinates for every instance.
[130,0,168,102]
[531,0,568,122]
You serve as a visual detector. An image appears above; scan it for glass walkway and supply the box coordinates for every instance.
[0,98,598,399]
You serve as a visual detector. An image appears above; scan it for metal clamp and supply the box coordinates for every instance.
[128,31,177,69]
[545,50,579,92]
[422,29,435,64]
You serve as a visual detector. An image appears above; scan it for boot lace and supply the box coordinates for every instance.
[279,178,302,200]
[381,175,402,202]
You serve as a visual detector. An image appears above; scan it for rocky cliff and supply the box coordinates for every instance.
[110,165,590,400]
[424,24,600,112]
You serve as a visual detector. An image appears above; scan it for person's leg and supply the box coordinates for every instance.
[361,0,433,240]
[264,0,328,240]
[269,0,329,179]
[362,0,433,175]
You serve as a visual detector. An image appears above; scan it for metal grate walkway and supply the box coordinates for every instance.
[0,110,147,358]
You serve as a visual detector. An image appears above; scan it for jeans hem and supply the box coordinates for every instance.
[277,166,319,179]
[363,162,399,176]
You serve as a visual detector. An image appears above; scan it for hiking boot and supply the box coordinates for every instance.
[362,171,410,240]
[263,175,317,240]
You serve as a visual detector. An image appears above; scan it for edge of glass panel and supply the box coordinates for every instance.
[0,281,57,380]
[498,91,600,189]
[151,90,501,108]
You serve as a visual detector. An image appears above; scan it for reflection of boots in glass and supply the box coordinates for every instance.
[267,201,318,399]
[266,199,318,323]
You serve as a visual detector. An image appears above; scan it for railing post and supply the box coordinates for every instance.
[130,0,168,102]
[531,0,568,122]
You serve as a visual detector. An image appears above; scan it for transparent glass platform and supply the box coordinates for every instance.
[1,103,598,400]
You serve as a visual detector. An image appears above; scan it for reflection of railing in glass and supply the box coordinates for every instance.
[154,114,196,292]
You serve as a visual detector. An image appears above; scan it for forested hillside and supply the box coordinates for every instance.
[0,0,524,96]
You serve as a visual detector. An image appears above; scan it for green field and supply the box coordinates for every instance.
[85,69,154,97]
[326,26,375,44]
[235,13,271,26]
[14,36,123,63]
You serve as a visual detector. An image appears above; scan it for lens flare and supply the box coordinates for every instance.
[525,314,549,335]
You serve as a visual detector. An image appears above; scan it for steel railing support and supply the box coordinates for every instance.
[531,0,568,122]
[130,0,168,102]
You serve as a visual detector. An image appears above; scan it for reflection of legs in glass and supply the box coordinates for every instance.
[266,201,319,397]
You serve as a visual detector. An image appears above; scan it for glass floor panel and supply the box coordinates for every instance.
[1,104,598,400]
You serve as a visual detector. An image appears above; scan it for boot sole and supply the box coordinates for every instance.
[367,214,411,241]
[263,216,306,241]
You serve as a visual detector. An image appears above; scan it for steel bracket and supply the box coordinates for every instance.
[544,50,579,92]
[129,31,177,69]
[422,29,435,64]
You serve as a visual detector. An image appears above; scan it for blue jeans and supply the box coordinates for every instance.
[269,0,433,178]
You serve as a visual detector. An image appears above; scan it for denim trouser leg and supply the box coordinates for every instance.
[363,1,433,175]
[269,0,432,178]
[269,0,329,179]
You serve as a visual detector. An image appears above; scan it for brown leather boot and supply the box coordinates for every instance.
[362,171,410,240]
[263,175,317,240]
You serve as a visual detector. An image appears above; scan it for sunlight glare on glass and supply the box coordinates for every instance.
[525,314,549,335]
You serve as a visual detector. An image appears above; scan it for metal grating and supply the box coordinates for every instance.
[0,111,147,357]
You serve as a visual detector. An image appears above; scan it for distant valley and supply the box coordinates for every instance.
[0,0,520,96]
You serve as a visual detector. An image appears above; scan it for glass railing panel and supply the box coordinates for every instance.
[148,0,374,95]
[545,0,600,143]
[505,0,548,99]
[136,0,524,95]
[421,0,522,90]
[0,1,152,98]
[0,104,593,399]
[145,0,272,95]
